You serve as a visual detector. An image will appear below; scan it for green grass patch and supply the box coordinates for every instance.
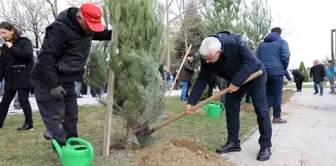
[0,96,261,166]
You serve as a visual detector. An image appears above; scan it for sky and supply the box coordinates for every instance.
[56,0,336,69]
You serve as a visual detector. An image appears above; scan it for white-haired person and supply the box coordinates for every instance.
[185,31,272,161]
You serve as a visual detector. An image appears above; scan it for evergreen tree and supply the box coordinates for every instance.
[84,43,108,94]
[242,0,272,49]
[299,61,309,82]
[105,0,167,148]
[201,0,245,36]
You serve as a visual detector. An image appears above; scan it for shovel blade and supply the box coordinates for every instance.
[135,126,153,148]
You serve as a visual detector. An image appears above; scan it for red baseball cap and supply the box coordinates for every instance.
[80,3,104,32]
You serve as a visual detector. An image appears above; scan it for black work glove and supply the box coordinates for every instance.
[50,86,67,101]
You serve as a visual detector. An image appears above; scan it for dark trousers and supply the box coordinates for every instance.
[207,83,214,97]
[245,93,251,102]
[266,75,284,118]
[0,88,33,126]
[32,79,78,146]
[295,78,304,91]
[225,72,272,147]
[186,81,191,98]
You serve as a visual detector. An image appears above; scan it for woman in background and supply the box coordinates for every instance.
[0,22,34,130]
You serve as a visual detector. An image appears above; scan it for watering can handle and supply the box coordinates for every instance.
[66,138,95,159]
[149,70,264,134]
[209,101,224,110]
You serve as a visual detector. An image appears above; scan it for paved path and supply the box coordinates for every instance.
[5,89,194,115]
[223,90,336,166]
[6,95,100,115]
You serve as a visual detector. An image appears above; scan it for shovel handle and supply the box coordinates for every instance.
[150,70,264,133]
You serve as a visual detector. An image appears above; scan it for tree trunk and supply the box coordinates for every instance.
[166,0,171,71]
[125,122,135,149]
[102,69,115,157]
[34,31,39,55]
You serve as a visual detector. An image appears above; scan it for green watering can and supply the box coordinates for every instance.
[52,138,94,166]
[203,101,224,118]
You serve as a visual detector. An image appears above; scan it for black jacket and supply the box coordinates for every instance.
[188,31,263,105]
[292,69,304,80]
[0,37,34,90]
[31,7,112,89]
[179,60,194,81]
[310,64,326,82]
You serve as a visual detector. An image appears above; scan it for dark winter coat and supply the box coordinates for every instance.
[0,37,34,90]
[310,64,326,82]
[179,60,194,81]
[292,69,305,80]
[31,7,112,90]
[188,31,263,105]
[159,64,165,80]
[256,32,291,76]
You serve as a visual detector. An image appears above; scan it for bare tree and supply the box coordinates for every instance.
[66,0,103,7]
[46,0,59,19]
[0,0,55,50]
[242,0,272,49]
[166,0,202,70]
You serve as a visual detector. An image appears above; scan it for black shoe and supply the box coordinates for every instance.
[216,141,241,154]
[257,147,272,161]
[17,124,33,131]
[43,129,53,140]
[314,92,318,95]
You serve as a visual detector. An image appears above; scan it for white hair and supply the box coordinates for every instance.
[199,37,222,56]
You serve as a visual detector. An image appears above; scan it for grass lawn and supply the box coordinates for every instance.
[0,90,293,166]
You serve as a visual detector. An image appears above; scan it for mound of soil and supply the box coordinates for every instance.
[133,139,234,166]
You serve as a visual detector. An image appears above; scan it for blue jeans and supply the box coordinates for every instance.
[314,82,323,94]
[74,81,82,97]
[180,81,189,101]
[1,80,5,95]
[225,72,272,147]
[266,75,284,118]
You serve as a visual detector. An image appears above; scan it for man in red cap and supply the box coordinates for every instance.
[30,3,112,152]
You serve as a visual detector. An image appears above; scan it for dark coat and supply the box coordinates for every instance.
[310,64,326,82]
[179,60,194,81]
[0,37,34,90]
[31,7,112,90]
[188,31,263,105]
[291,69,305,80]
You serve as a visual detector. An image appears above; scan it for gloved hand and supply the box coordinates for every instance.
[50,86,67,101]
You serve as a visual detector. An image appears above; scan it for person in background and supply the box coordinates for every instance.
[159,64,165,80]
[291,68,305,92]
[179,54,196,101]
[75,73,84,98]
[327,60,336,94]
[207,73,218,97]
[172,69,180,90]
[256,27,291,124]
[310,60,326,95]
[0,39,3,96]
[0,22,34,130]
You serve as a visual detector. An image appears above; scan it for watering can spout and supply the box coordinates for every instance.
[52,139,63,157]
[203,104,209,113]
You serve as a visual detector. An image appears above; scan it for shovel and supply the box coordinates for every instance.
[135,70,264,147]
